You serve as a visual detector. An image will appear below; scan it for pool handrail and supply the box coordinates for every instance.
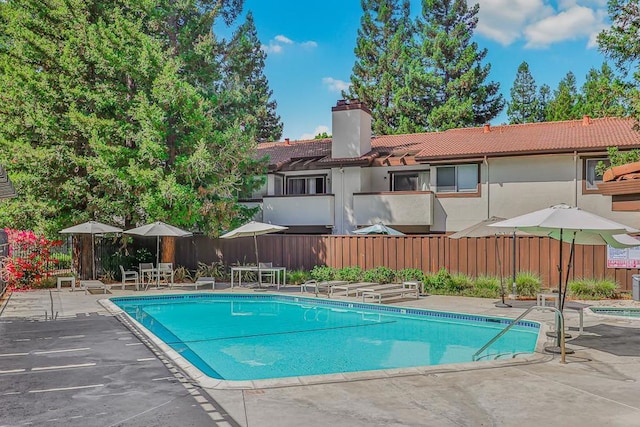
[473,305,566,364]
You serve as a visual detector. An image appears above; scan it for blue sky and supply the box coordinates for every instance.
[227,0,613,141]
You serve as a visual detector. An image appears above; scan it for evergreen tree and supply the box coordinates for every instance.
[598,1,640,122]
[413,0,504,131]
[346,0,412,135]
[580,62,631,118]
[538,84,551,122]
[507,61,539,124]
[546,72,581,121]
[0,0,265,237]
[225,12,283,143]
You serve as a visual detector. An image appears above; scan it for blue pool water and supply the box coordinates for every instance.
[111,294,540,381]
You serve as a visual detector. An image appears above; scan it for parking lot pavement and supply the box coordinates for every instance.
[0,314,239,427]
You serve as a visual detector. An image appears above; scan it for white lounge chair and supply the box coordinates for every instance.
[355,283,403,297]
[170,276,215,290]
[80,280,109,294]
[361,287,419,303]
[301,280,348,297]
[330,282,378,297]
[119,265,139,290]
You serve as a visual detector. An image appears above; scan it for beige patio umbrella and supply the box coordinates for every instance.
[60,221,123,280]
[491,204,639,350]
[124,221,192,288]
[449,217,529,307]
[221,221,288,283]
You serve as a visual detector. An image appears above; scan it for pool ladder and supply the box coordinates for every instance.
[472,305,567,364]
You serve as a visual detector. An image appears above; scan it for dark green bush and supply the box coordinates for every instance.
[466,275,501,298]
[396,268,426,283]
[287,269,311,285]
[310,265,336,282]
[335,266,363,282]
[362,266,396,284]
[425,268,453,294]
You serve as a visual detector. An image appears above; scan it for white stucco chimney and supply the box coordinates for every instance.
[331,100,372,158]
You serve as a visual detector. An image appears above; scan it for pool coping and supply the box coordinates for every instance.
[588,306,640,321]
[99,293,550,390]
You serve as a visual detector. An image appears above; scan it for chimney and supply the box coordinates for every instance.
[582,115,590,126]
[331,99,372,158]
[284,138,290,145]
[483,123,491,133]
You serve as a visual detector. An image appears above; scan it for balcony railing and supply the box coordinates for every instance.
[262,194,335,226]
[353,191,434,226]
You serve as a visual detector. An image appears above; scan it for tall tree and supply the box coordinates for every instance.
[580,62,631,118]
[507,61,539,124]
[0,0,265,237]
[346,0,412,135]
[225,12,283,143]
[537,84,551,122]
[412,0,504,131]
[546,72,581,121]
[598,0,640,124]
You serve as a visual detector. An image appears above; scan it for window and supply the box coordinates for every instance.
[390,171,429,191]
[585,158,609,190]
[436,164,478,193]
[286,175,326,195]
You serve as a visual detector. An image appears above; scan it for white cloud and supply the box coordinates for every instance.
[300,125,330,141]
[523,6,608,48]
[261,35,318,55]
[261,43,283,54]
[472,0,608,48]
[274,35,293,44]
[322,77,350,93]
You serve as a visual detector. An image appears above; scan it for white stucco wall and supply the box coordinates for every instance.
[333,166,363,234]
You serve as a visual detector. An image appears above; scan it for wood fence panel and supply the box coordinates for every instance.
[174,234,639,292]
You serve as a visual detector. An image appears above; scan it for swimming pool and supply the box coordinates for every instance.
[110,294,540,382]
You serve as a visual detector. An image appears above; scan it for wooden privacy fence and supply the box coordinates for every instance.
[174,234,640,292]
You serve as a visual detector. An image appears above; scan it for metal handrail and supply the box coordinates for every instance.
[473,305,566,364]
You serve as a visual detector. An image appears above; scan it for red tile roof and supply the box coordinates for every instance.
[258,117,640,168]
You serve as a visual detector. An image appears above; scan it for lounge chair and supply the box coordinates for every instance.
[301,280,348,297]
[355,283,403,297]
[80,280,109,294]
[170,277,215,290]
[330,282,379,297]
[361,287,419,303]
[119,265,139,290]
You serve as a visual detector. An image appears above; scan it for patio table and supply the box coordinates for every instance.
[230,266,286,289]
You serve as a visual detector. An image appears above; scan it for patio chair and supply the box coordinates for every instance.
[119,265,139,290]
[139,263,155,290]
[258,262,275,286]
[158,262,174,284]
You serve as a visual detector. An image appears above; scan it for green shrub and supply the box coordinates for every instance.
[174,266,193,282]
[515,271,542,296]
[449,272,474,294]
[362,266,396,284]
[50,252,72,269]
[310,265,336,282]
[466,276,501,298]
[335,266,363,282]
[425,268,453,294]
[287,269,311,285]
[196,261,225,279]
[568,278,618,299]
[396,268,426,283]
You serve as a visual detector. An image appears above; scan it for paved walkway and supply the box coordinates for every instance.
[3,286,640,426]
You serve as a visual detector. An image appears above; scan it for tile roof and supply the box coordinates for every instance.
[257,117,640,168]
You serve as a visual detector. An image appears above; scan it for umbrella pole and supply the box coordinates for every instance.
[254,234,261,286]
[512,231,517,297]
[156,235,160,288]
[562,238,576,312]
[495,235,511,308]
[92,235,96,281]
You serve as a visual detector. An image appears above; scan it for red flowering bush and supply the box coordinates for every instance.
[2,229,62,290]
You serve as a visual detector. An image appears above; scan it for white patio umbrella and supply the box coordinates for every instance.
[220,221,288,271]
[124,221,192,287]
[59,220,123,280]
[352,222,405,236]
[491,204,639,311]
[449,217,529,307]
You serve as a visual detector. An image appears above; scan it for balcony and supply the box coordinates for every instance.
[353,191,434,226]
[263,194,335,226]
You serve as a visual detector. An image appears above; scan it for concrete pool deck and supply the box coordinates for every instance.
[3,286,640,426]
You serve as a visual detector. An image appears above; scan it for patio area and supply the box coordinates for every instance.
[2,286,640,426]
